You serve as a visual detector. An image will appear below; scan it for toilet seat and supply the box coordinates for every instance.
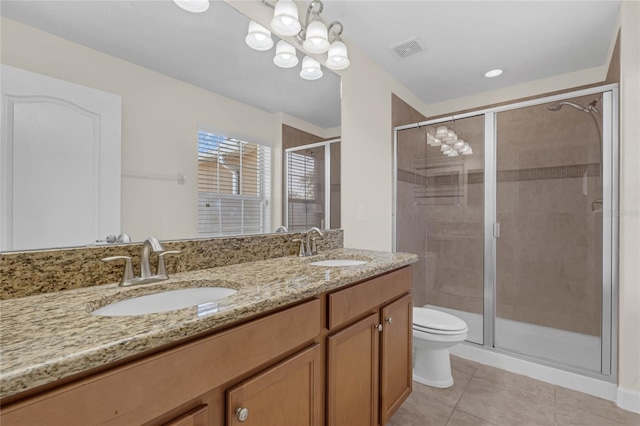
[413,307,468,334]
[413,323,468,335]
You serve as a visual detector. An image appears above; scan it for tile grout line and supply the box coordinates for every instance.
[553,386,557,426]
[444,361,480,425]
[452,364,502,426]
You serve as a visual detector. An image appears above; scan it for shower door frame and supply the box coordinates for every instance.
[392,84,619,382]
[284,138,341,230]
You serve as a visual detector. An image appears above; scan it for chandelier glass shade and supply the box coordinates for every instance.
[245,20,274,51]
[173,0,209,13]
[300,56,323,80]
[273,40,299,68]
[271,0,302,36]
[303,19,330,54]
[326,39,350,70]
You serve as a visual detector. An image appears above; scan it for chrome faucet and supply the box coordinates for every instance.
[305,227,324,256]
[102,236,181,286]
[275,225,288,233]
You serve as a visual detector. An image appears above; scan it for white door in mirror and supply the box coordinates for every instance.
[1,65,121,251]
[91,287,237,316]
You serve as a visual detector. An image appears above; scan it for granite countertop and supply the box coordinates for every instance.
[0,248,417,399]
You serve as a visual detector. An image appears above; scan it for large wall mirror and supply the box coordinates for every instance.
[0,0,341,251]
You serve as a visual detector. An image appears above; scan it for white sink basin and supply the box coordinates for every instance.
[92,287,237,316]
[309,259,368,267]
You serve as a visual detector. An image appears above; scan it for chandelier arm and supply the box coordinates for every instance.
[305,0,324,29]
[327,21,344,43]
[261,0,276,9]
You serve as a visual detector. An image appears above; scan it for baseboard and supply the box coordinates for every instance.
[617,387,640,413]
[451,342,618,401]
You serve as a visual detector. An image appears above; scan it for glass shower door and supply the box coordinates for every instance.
[285,140,341,232]
[396,115,485,345]
[494,94,605,372]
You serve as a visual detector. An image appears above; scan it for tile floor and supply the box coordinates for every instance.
[387,356,640,426]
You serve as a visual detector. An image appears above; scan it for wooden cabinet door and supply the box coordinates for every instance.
[226,344,322,426]
[327,313,380,426]
[164,405,208,426]
[380,294,413,425]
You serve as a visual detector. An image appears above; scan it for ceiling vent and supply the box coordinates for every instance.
[389,37,424,59]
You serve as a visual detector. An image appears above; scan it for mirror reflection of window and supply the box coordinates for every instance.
[197,131,271,237]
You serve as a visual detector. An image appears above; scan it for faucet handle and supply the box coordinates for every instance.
[157,251,181,278]
[292,239,306,257]
[102,256,134,286]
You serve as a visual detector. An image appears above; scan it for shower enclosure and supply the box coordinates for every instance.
[394,85,618,380]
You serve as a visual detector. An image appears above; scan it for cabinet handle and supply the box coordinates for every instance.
[386,317,393,325]
[376,324,383,332]
[235,407,249,422]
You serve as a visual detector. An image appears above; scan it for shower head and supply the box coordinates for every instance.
[547,101,591,113]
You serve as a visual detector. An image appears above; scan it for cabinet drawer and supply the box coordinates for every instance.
[1,299,321,426]
[327,267,411,330]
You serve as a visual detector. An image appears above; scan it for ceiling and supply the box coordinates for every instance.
[0,0,342,128]
[325,0,620,104]
[1,1,621,124]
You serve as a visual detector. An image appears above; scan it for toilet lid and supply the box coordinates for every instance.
[413,307,467,332]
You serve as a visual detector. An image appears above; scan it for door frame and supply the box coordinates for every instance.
[392,83,619,382]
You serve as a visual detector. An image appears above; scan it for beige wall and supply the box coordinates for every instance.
[618,0,640,395]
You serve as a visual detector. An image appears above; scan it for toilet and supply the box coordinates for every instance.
[412,307,468,388]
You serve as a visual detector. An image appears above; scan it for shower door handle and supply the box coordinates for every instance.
[493,222,501,238]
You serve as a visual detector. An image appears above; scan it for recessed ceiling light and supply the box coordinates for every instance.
[485,69,503,78]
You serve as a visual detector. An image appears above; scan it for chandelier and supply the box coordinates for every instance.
[426,125,473,157]
[245,0,350,80]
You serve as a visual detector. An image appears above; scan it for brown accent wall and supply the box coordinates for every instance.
[392,94,428,307]
[392,93,426,127]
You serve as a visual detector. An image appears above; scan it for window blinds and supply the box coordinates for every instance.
[198,131,270,237]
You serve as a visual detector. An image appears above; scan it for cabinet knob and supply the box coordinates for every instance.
[235,407,249,422]
[376,324,383,332]
[386,317,393,325]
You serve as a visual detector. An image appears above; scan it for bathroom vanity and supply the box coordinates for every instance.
[0,248,416,425]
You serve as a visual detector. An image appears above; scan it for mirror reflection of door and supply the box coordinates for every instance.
[1,65,121,251]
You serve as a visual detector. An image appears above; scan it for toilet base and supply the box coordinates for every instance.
[413,346,454,389]
[412,373,453,388]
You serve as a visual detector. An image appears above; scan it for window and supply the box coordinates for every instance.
[198,131,270,237]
